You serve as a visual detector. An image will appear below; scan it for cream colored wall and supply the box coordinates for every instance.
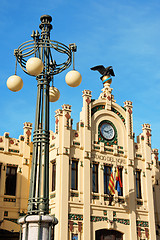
[49,83,159,240]
[0,82,160,240]
[0,122,32,233]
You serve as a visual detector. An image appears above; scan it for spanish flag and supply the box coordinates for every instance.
[108,169,115,195]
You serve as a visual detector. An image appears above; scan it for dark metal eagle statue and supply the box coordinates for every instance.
[90,65,115,80]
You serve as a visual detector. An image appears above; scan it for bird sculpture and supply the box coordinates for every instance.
[90,65,115,80]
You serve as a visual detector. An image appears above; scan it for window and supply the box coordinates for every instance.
[71,161,78,190]
[5,166,17,196]
[136,170,142,199]
[72,234,78,240]
[92,163,98,193]
[104,166,111,194]
[52,162,56,191]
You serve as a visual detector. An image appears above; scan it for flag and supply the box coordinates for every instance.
[108,169,115,195]
[115,167,122,195]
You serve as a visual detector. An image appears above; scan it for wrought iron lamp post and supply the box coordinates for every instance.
[7,15,81,240]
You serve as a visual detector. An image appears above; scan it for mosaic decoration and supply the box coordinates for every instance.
[137,200,143,205]
[121,106,126,111]
[104,148,113,152]
[86,98,91,129]
[146,131,151,146]
[80,122,84,127]
[4,198,16,202]
[103,211,117,218]
[136,154,142,158]
[75,132,79,137]
[91,216,108,222]
[7,163,18,167]
[91,105,105,116]
[114,218,130,225]
[69,214,83,221]
[86,97,91,104]
[71,192,79,197]
[65,112,70,129]
[141,135,144,140]
[98,120,118,146]
[94,146,100,150]
[0,148,4,151]
[0,137,3,142]
[50,193,56,198]
[118,198,125,203]
[4,211,8,216]
[128,108,132,138]
[92,195,99,200]
[9,149,19,153]
[118,146,123,149]
[118,150,124,154]
[20,136,24,141]
[91,216,130,225]
[5,133,9,138]
[104,211,107,216]
[50,144,55,148]
[111,107,125,125]
[136,221,149,227]
[73,141,80,146]
[55,118,59,134]
[9,139,14,144]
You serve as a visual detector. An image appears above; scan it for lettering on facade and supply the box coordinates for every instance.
[91,153,125,164]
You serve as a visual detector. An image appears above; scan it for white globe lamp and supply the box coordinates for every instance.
[7,75,23,92]
[49,86,60,102]
[65,70,82,87]
[26,57,44,76]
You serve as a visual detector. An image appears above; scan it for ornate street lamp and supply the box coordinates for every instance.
[7,15,82,240]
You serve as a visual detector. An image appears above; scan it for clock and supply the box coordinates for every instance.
[100,122,115,140]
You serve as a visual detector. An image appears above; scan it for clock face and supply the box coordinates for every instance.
[100,123,115,140]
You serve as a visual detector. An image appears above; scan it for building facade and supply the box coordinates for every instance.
[0,79,160,240]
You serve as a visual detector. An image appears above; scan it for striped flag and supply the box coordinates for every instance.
[115,167,122,195]
[108,169,115,195]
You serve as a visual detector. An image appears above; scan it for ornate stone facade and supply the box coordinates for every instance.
[0,81,160,240]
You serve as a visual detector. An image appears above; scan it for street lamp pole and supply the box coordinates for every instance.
[7,15,81,240]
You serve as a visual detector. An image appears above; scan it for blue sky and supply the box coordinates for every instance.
[0,0,160,149]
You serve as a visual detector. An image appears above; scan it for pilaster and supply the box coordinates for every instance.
[124,100,137,240]
[81,90,92,240]
[142,124,156,240]
[55,105,71,240]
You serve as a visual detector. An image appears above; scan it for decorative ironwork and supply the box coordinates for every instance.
[13,15,76,216]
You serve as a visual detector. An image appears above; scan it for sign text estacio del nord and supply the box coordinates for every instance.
[91,153,126,165]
